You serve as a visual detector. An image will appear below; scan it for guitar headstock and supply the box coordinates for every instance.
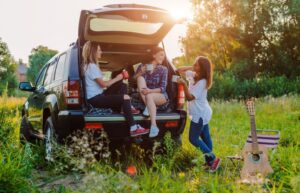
[245,99,255,116]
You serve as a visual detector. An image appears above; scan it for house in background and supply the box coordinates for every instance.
[16,62,27,82]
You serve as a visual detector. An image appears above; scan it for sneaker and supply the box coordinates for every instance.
[142,107,150,117]
[209,158,221,173]
[149,125,159,138]
[130,125,149,137]
[131,106,140,115]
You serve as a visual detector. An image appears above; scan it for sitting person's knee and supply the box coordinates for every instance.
[124,94,130,100]
[137,76,143,80]
[145,93,154,100]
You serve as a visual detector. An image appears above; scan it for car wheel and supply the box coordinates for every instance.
[20,116,32,142]
[44,117,56,162]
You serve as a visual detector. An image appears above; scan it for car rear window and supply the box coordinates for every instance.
[54,53,66,81]
[89,16,163,35]
[44,62,56,85]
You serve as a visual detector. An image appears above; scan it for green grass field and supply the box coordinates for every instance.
[0,96,299,193]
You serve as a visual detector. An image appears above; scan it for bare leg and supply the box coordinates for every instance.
[145,93,167,126]
[137,76,147,104]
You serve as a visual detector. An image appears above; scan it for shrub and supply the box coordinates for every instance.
[209,74,300,100]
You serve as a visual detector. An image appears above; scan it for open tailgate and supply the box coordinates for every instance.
[78,4,178,46]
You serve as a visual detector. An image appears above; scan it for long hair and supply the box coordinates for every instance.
[151,46,165,65]
[195,56,213,89]
[151,46,164,55]
[81,41,99,73]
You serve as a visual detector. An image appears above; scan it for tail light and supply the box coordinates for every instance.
[63,80,81,107]
[177,84,185,110]
[165,121,179,128]
[84,122,103,130]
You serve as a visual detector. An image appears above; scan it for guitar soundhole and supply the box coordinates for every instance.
[252,154,260,161]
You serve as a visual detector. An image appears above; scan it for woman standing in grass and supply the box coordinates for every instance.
[177,56,221,172]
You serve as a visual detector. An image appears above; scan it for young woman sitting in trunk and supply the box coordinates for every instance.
[82,41,148,137]
[134,47,168,138]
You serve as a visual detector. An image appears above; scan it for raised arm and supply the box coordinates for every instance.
[177,66,193,76]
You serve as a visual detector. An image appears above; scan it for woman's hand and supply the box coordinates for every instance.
[177,78,187,86]
[141,88,151,95]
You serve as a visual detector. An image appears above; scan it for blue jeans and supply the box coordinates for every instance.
[189,118,216,164]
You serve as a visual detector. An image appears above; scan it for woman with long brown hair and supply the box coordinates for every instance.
[134,47,168,138]
[177,56,221,173]
[82,41,149,137]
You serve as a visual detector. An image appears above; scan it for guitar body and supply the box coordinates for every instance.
[240,143,273,183]
[240,99,273,183]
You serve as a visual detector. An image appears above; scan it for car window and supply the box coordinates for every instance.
[54,54,66,81]
[35,66,47,89]
[90,17,163,35]
[44,61,56,86]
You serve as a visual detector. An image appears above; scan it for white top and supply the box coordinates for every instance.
[84,63,104,99]
[188,78,212,125]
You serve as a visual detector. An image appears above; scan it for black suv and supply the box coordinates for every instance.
[19,4,187,158]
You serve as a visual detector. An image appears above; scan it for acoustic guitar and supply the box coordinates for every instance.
[240,99,273,183]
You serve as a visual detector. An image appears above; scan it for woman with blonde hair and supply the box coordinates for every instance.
[82,41,148,137]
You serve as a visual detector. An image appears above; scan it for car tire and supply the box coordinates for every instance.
[20,116,32,142]
[44,117,56,162]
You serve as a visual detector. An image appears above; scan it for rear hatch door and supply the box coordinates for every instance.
[78,4,178,46]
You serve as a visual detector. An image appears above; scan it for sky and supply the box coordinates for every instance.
[0,0,192,64]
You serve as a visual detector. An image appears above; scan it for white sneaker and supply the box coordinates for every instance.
[142,107,150,117]
[149,125,159,138]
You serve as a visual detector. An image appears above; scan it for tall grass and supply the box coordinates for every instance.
[0,97,38,193]
[0,95,299,192]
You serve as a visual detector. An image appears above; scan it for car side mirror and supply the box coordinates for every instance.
[19,82,36,92]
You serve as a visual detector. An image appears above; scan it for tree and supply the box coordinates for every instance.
[0,38,17,96]
[27,46,58,83]
[181,0,300,79]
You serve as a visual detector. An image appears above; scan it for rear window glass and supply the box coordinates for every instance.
[54,54,66,81]
[89,16,163,35]
[44,62,56,85]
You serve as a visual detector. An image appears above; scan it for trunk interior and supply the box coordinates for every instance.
[81,42,179,115]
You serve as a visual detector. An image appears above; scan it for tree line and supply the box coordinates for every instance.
[0,38,57,96]
[1,0,299,98]
[179,0,299,79]
[174,0,300,99]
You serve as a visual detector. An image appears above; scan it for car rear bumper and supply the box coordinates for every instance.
[57,110,187,139]
[56,110,85,138]
[84,113,181,122]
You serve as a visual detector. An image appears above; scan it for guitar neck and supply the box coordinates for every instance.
[250,115,259,153]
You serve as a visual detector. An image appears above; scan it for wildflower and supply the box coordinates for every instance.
[126,165,137,176]
[178,172,185,178]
